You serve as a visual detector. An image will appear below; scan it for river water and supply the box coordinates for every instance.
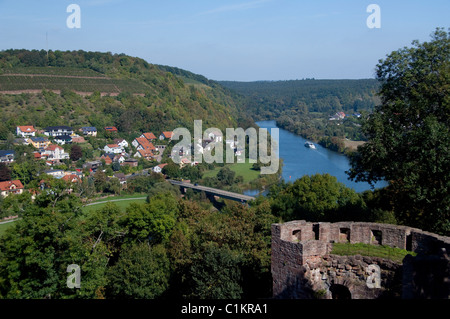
[244,120,387,196]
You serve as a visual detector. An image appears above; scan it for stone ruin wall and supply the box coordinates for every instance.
[271,220,450,299]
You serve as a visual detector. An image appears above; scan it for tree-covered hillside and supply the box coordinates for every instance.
[0,49,250,139]
[220,79,381,152]
[220,79,380,117]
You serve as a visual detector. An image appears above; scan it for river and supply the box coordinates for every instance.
[244,120,387,196]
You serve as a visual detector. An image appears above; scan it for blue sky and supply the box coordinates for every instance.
[0,0,448,81]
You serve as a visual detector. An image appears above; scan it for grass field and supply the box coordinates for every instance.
[82,194,148,213]
[202,161,260,183]
[0,221,17,238]
[331,242,417,263]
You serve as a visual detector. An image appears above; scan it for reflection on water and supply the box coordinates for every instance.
[243,120,387,195]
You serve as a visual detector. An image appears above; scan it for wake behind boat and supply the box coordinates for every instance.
[305,141,316,149]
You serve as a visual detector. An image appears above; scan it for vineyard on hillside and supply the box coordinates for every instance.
[0,67,152,94]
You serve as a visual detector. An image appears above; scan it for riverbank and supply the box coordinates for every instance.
[254,120,387,193]
[274,119,366,155]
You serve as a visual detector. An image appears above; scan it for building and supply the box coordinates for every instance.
[208,130,223,142]
[16,126,36,137]
[54,135,73,145]
[122,158,138,167]
[134,149,154,160]
[105,126,118,133]
[100,154,114,165]
[0,180,24,197]
[43,169,66,179]
[152,163,168,174]
[83,161,102,170]
[132,137,156,151]
[44,126,73,137]
[140,132,157,141]
[27,137,51,149]
[113,173,127,185]
[159,131,173,141]
[62,174,82,184]
[81,127,97,137]
[103,144,123,154]
[114,138,129,149]
[329,112,346,121]
[0,150,15,163]
[42,144,69,161]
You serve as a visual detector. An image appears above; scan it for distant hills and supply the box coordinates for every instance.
[0,49,381,146]
[219,79,381,119]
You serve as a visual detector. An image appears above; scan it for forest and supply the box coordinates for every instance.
[220,79,381,152]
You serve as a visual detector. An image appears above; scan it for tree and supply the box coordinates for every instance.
[269,173,363,222]
[107,243,170,299]
[186,245,243,299]
[0,163,11,181]
[70,144,83,161]
[112,161,121,172]
[347,29,450,235]
[123,192,179,244]
[93,170,107,193]
[217,166,236,185]
[162,162,180,179]
[0,188,87,299]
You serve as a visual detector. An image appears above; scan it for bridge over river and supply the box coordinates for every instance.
[168,179,256,203]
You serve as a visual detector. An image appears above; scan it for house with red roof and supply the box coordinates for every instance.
[16,126,36,137]
[105,126,118,133]
[152,163,168,174]
[0,180,24,197]
[132,137,156,151]
[140,132,157,141]
[134,149,154,160]
[159,131,173,141]
[62,174,81,184]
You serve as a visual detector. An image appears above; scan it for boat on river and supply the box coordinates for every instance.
[304,141,316,149]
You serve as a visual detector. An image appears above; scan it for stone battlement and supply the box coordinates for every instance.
[271,221,450,299]
[273,220,450,254]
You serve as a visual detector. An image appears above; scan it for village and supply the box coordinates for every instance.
[0,124,244,202]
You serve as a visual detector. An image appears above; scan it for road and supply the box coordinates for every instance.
[84,197,147,207]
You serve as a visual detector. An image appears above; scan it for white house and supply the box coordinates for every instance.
[103,144,123,154]
[43,144,69,161]
[54,135,72,145]
[225,139,238,149]
[152,163,168,174]
[81,127,97,137]
[43,169,66,179]
[0,180,24,197]
[159,131,173,141]
[114,138,129,149]
[44,126,73,137]
[0,150,15,163]
[235,148,245,156]
[208,130,223,142]
[16,126,36,137]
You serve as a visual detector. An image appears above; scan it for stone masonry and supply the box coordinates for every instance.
[271,220,450,299]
